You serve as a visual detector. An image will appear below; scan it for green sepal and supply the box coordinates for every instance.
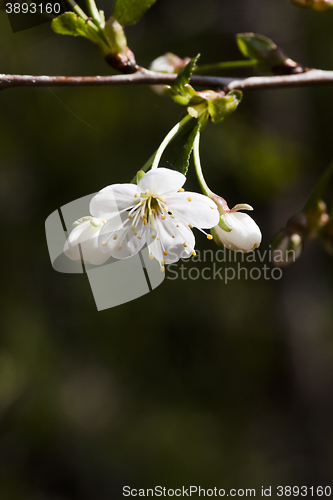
[112,0,156,26]
[236,33,302,74]
[230,203,254,212]
[207,91,242,124]
[218,214,232,232]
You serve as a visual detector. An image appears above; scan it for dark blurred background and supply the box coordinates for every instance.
[1,0,333,498]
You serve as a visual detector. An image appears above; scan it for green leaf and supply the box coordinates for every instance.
[112,0,156,26]
[207,91,242,124]
[161,118,200,175]
[236,33,302,74]
[51,12,101,44]
[167,55,201,106]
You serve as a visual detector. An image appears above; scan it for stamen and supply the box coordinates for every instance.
[149,254,154,260]
[157,237,160,241]
[161,259,166,265]
[207,234,213,240]
[135,193,138,198]
[128,214,133,219]
[131,226,136,231]
[145,189,150,195]
[151,208,155,214]
[137,236,142,240]
[183,242,187,247]
[102,219,107,224]
[163,251,168,256]
[187,197,192,202]
[161,215,166,220]
[119,245,123,250]
[160,266,165,272]
[178,188,185,192]
[102,241,107,246]
[192,250,196,256]
[188,224,193,229]
[113,235,118,240]
[172,235,175,238]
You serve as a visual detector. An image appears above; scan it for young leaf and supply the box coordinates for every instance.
[51,12,101,44]
[207,91,242,124]
[167,54,200,106]
[236,33,304,74]
[161,118,201,175]
[112,0,156,26]
[173,54,200,95]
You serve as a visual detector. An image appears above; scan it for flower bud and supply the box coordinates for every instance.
[272,231,303,267]
[211,211,262,253]
[149,53,190,95]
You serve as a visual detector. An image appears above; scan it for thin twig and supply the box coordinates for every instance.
[1,69,333,92]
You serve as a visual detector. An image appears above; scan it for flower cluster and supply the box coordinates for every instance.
[64,168,220,270]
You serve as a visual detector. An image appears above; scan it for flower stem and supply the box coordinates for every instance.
[150,114,193,170]
[86,0,101,24]
[66,0,88,19]
[193,132,213,197]
[194,59,257,75]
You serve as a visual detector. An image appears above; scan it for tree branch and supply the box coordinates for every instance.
[1,68,333,92]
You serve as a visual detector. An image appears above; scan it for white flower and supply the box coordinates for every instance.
[212,211,262,252]
[64,216,111,265]
[90,168,219,270]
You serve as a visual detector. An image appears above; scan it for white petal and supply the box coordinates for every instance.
[214,212,262,252]
[137,168,186,195]
[64,221,111,265]
[90,183,138,219]
[165,191,219,228]
[148,217,195,264]
[98,218,147,259]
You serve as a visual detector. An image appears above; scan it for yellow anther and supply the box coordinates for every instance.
[170,215,175,219]
[119,245,123,250]
[151,208,155,214]
[172,235,175,238]
[151,234,157,239]
[157,237,160,241]
[102,219,107,224]
[161,215,166,220]
[183,242,187,247]
[149,254,154,260]
[188,224,193,229]
[135,193,138,198]
[187,197,192,202]
[134,231,137,236]
[210,206,214,209]
[113,235,118,240]
[176,225,179,228]
[207,234,213,240]
[161,259,166,265]
[191,250,196,256]
[145,189,150,195]
[157,197,163,201]
[102,241,107,246]
[163,251,168,256]
[131,226,136,231]
[128,214,133,219]
[178,188,185,192]
[143,221,147,225]
[137,236,142,240]
[160,266,165,272]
